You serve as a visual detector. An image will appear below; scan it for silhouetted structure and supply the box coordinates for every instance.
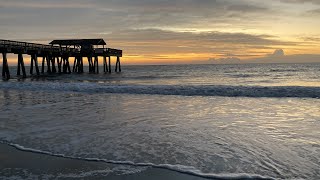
[0,39,122,80]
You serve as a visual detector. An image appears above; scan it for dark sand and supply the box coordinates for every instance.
[0,143,208,180]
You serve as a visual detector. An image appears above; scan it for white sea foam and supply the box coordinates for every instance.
[0,81,319,98]
[0,140,274,180]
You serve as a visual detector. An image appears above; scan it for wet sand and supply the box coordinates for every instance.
[0,143,208,180]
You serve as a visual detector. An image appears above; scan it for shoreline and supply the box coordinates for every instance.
[0,143,209,180]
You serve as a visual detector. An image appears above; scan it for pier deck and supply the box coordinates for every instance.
[0,39,122,80]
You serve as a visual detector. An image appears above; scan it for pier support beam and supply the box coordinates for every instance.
[63,57,67,73]
[2,52,10,80]
[80,56,83,73]
[103,56,109,73]
[88,56,94,73]
[118,57,121,72]
[93,56,99,74]
[73,56,84,73]
[57,57,62,73]
[41,57,45,74]
[62,56,71,74]
[51,56,56,73]
[17,53,27,78]
[73,57,77,73]
[115,56,121,72]
[108,56,111,73]
[41,55,53,74]
[30,55,33,74]
[46,55,52,73]
[30,54,40,75]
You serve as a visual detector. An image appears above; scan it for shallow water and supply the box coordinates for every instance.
[0,64,319,179]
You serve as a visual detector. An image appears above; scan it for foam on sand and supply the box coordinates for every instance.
[0,140,274,180]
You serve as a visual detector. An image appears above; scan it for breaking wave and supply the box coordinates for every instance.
[0,81,319,98]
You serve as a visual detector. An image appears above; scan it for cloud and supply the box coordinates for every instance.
[205,49,320,64]
[107,29,292,45]
[278,0,320,4]
[268,49,285,57]
[306,8,320,15]
[0,0,94,8]
[301,36,320,42]
[0,0,271,34]
[0,0,317,41]
[0,0,319,64]
[251,54,320,64]
[243,49,320,64]
[103,28,295,56]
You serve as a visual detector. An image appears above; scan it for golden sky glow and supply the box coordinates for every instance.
[1,0,320,64]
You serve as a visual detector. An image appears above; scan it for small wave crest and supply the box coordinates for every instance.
[0,81,319,98]
[0,140,274,180]
[269,69,301,72]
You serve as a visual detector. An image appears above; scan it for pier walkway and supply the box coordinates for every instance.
[0,39,122,80]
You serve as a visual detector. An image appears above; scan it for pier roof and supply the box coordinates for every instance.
[49,39,106,46]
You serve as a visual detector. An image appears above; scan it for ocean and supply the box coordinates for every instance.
[0,63,319,179]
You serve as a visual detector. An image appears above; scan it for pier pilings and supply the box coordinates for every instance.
[0,39,122,80]
[2,52,10,80]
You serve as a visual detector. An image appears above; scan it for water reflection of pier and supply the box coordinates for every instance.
[0,39,122,80]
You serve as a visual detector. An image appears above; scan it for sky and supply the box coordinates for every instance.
[1,0,320,64]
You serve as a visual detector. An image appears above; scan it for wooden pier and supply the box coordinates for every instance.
[0,39,122,80]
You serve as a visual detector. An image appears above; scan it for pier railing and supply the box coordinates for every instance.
[94,48,122,56]
[0,39,73,53]
[0,39,122,56]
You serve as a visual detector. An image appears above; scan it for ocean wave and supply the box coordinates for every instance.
[227,74,253,78]
[0,140,274,180]
[269,69,301,72]
[0,81,319,98]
